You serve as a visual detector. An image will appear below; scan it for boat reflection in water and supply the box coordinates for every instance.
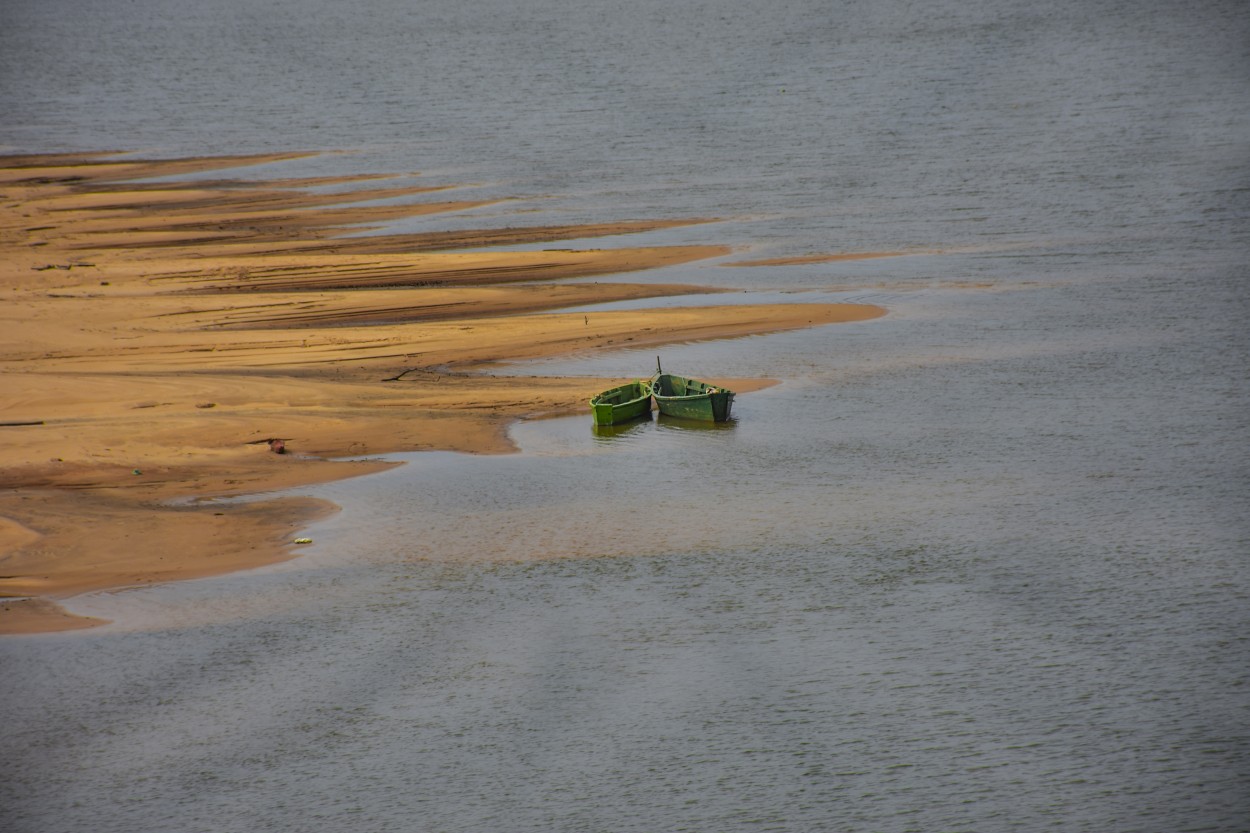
[655,412,737,431]
[590,413,654,439]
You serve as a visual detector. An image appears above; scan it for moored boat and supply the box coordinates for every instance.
[650,359,735,422]
[589,380,654,426]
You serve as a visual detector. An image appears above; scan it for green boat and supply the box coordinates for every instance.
[589,380,654,426]
[650,359,735,422]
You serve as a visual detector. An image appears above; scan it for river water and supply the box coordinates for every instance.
[2,0,1248,831]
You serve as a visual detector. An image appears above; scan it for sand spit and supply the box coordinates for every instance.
[726,251,925,267]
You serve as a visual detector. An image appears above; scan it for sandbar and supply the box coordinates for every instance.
[0,151,884,634]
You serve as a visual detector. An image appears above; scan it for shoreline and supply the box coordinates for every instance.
[0,151,887,635]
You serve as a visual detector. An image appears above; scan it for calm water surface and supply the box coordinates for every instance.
[1,0,1248,830]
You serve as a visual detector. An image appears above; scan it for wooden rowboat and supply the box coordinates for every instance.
[589,380,654,426]
[650,359,735,422]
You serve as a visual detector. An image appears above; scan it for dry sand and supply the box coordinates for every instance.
[0,151,886,634]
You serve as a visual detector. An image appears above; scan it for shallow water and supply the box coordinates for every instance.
[2,0,1249,830]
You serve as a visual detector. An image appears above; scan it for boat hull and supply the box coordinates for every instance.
[589,380,654,426]
[650,373,735,422]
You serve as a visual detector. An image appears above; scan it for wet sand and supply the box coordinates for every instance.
[0,151,886,634]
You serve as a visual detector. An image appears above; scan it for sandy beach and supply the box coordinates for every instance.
[0,151,885,634]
